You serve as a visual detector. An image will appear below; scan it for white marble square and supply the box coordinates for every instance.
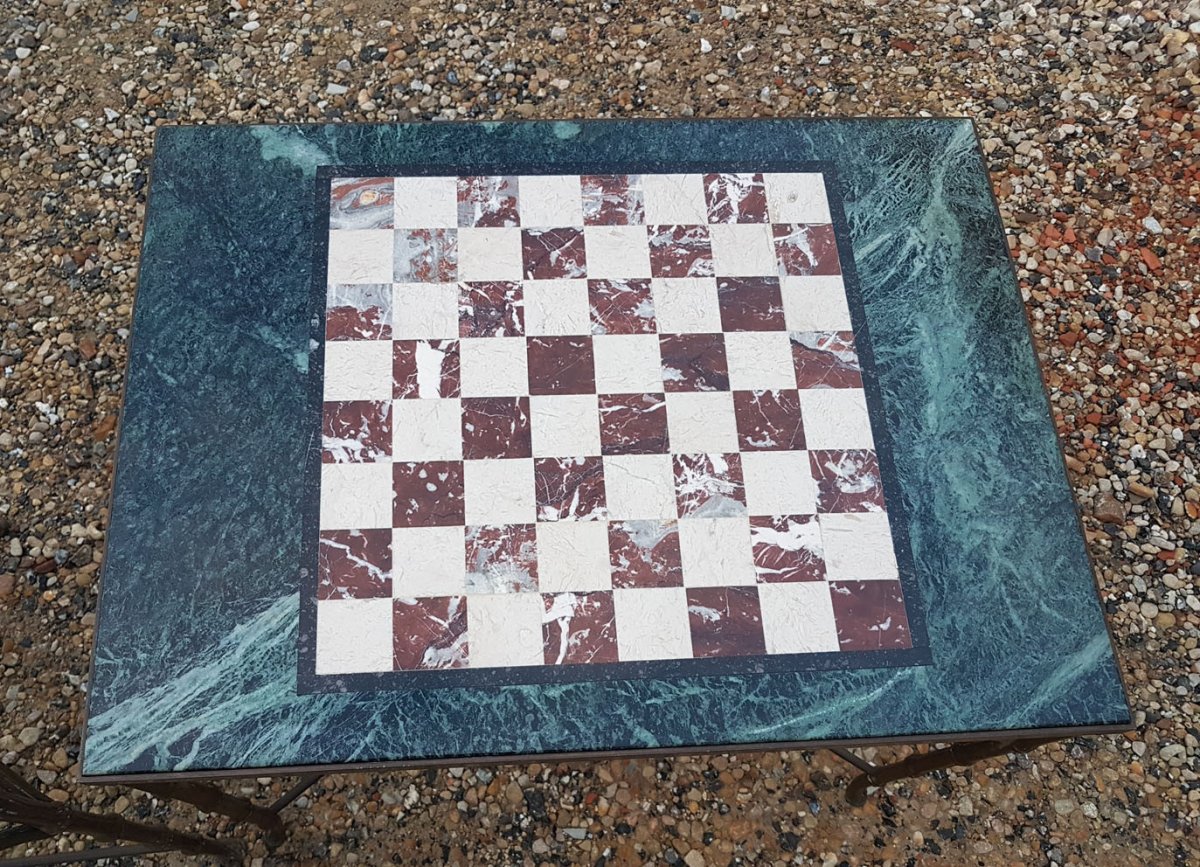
[391,526,467,597]
[464,458,535,525]
[315,598,394,674]
[392,283,459,340]
[613,587,692,661]
[797,388,874,449]
[740,450,818,516]
[524,279,591,335]
[584,225,652,279]
[708,223,776,276]
[392,398,463,461]
[781,276,853,332]
[536,522,613,592]
[327,229,393,284]
[651,278,722,333]
[459,337,529,397]
[394,176,458,228]
[323,339,393,401]
[458,227,524,281]
[319,462,393,530]
[530,394,601,457]
[678,517,756,587]
[820,512,899,580]
[592,334,664,393]
[603,454,677,520]
[724,331,797,391]
[665,392,739,453]
[519,175,584,226]
[643,174,709,225]
[466,592,545,667]
[764,173,832,224]
[758,583,840,654]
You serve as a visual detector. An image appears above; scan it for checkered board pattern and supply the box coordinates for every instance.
[309,170,920,685]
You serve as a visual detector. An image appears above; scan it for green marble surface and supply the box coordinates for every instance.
[81,120,1129,778]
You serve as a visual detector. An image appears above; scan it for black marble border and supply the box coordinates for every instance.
[297,160,931,695]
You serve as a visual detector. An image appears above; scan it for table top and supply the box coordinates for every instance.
[82,119,1130,781]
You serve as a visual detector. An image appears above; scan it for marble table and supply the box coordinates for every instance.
[82,120,1130,794]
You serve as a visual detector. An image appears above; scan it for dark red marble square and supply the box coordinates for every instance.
[322,400,392,463]
[392,596,469,670]
[673,453,746,518]
[750,515,826,583]
[393,339,460,399]
[598,393,669,455]
[687,587,766,658]
[659,333,729,392]
[773,224,841,276]
[535,456,607,521]
[829,580,913,651]
[703,173,769,224]
[459,282,524,338]
[527,336,596,395]
[329,177,395,230]
[462,397,532,460]
[542,591,620,665]
[608,520,683,589]
[809,450,886,513]
[588,279,657,335]
[317,529,392,599]
[393,461,465,528]
[394,228,457,282]
[647,225,714,278]
[581,174,644,225]
[732,390,805,451]
[790,332,863,388]
[465,524,539,593]
[716,277,786,331]
[326,284,391,340]
[457,176,520,227]
[522,228,587,279]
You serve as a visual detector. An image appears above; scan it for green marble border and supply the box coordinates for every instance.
[81,120,1129,778]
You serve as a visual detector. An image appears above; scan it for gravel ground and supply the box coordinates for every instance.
[2,0,1198,864]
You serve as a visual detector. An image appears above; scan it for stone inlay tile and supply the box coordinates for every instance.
[393,596,469,670]
[716,277,786,331]
[673,453,747,518]
[589,279,657,335]
[790,331,863,389]
[750,515,826,583]
[647,225,715,278]
[327,284,392,340]
[527,336,596,395]
[809,449,885,513]
[461,397,532,460]
[458,176,520,227]
[330,177,395,230]
[522,228,587,279]
[608,520,683,589]
[581,174,645,225]
[312,170,922,682]
[829,580,913,650]
[774,223,841,276]
[459,282,524,338]
[659,333,729,392]
[323,400,392,463]
[687,587,766,658]
[318,529,393,599]
[465,523,539,593]
[393,339,460,399]
[703,173,769,224]
[394,228,458,282]
[598,392,669,455]
[542,591,620,665]
[732,389,805,451]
